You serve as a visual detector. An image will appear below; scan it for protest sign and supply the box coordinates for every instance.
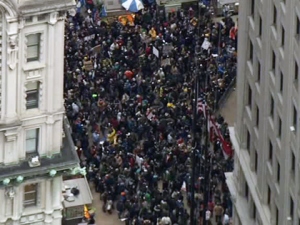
[153,47,159,58]
[84,61,93,71]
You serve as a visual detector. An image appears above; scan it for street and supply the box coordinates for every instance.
[90,89,237,224]
[91,182,124,225]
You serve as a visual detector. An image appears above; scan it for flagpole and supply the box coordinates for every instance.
[201,62,210,225]
[190,72,199,225]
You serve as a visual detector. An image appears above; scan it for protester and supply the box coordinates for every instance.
[65,1,236,224]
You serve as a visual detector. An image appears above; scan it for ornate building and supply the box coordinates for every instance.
[0,1,88,225]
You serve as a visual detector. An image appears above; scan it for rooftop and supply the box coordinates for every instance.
[0,118,79,180]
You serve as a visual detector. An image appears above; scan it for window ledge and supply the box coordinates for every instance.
[271,26,277,40]
[276,137,281,150]
[22,108,41,118]
[22,207,42,216]
[23,62,45,72]
[274,183,280,195]
[279,47,284,59]
[266,162,272,175]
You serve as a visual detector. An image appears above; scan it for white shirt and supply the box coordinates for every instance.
[223,214,230,224]
[161,216,172,225]
[205,210,211,220]
[72,103,79,113]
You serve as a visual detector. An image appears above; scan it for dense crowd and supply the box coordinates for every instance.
[64,2,236,225]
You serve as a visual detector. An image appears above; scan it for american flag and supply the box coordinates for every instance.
[93,9,100,23]
[221,139,233,159]
[197,92,207,118]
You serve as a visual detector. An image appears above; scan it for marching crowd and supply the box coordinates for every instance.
[64,2,236,225]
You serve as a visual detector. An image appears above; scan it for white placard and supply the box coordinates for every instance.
[201,39,211,50]
[152,46,159,58]
[84,34,95,42]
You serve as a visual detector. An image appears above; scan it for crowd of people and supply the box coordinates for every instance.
[64,1,237,224]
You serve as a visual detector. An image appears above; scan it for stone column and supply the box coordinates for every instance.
[4,129,18,164]
[52,210,63,225]
[46,13,57,114]
[44,179,53,225]
[46,116,54,157]
[0,188,6,223]
[4,20,19,123]
[12,186,19,224]
[52,176,63,225]
[52,176,63,209]
[52,19,65,111]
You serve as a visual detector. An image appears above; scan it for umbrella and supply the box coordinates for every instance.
[122,0,144,12]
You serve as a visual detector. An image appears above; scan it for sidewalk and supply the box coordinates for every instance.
[217,87,236,126]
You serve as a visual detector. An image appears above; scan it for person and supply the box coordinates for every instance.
[88,215,95,225]
[205,208,211,224]
[214,204,224,223]
[223,212,230,225]
[64,2,237,224]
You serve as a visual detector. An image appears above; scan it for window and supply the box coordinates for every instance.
[25,17,32,23]
[272,51,276,71]
[269,141,273,164]
[256,106,259,127]
[291,151,295,174]
[278,117,282,138]
[270,95,274,118]
[296,16,300,37]
[290,196,294,218]
[37,14,46,21]
[281,26,285,47]
[24,183,38,207]
[26,82,39,109]
[273,5,277,25]
[252,202,256,219]
[247,130,251,151]
[59,11,66,17]
[249,41,254,62]
[26,129,39,156]
[257,61,261,82]
[26,33,41,62]
[258,16,262,36]
[293,105,297,131]
[245,181,249,200]
[295,61,299,81]
[254,150,258,172]
[251,0,255,15]
[279,71,283,92]
[277,161,280,183]
[275,207,279,225]
[267,185,271,205]
[248,85,252,107]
